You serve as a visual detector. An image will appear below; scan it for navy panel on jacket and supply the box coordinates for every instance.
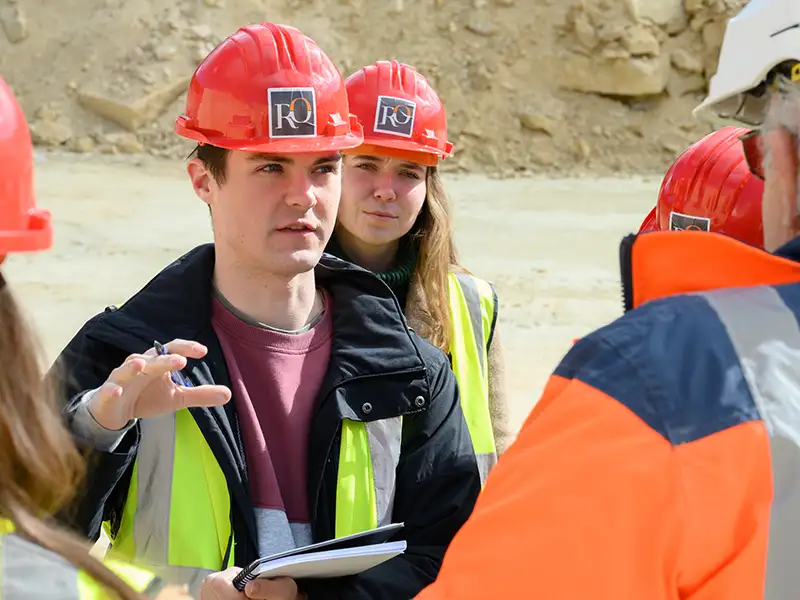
[773,282,800,329]
[555,293,761,446]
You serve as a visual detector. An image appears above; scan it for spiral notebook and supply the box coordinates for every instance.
[232,522,406,590]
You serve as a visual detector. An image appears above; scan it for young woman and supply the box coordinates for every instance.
[326,60,510,483]
[0,74,188,600]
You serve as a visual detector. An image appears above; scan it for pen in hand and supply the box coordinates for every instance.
[154,340,193,387]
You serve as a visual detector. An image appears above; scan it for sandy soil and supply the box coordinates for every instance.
[0,0,742,177]
[7,152,662,435]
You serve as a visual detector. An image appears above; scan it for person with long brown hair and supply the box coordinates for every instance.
[326,60,510,483]
[0,73,190,600]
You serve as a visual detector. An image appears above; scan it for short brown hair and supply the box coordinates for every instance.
[188,144,230,184]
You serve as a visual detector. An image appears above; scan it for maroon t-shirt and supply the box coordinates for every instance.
[211,291,332,557]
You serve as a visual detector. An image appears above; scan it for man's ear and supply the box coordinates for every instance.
[187,158,213,207]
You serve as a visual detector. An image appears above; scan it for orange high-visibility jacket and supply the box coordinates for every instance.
[416,231,800,600]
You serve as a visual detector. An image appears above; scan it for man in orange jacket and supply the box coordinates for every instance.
[415,0,800,597]
[640,126,764,247]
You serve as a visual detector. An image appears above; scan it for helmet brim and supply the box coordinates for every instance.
[639,206,657,233]
[175,120,364,154]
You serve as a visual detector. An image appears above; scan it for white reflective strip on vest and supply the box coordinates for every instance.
[452,272,497,485]
[156,565,214,598]
[2,534,81,599]
[476,452,497,483]
[701,286,800,599]
[453,273,486,376]
[134,414,212,591]
[366,417,403,527]
[135,413,176,565]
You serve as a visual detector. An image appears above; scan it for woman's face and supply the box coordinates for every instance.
[339,154,427,247]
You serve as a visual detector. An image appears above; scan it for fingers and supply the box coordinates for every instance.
[109,353,185,383]
[98,353,186,407]
[154,585,194,600]
[97,339,228,420]
[93,379,124,404]
[174,385,232,410]
[143,339,209,359]
[199,568,243,600]
[106,354,147,386]
[245,577,298,600]
[140,353,187,376]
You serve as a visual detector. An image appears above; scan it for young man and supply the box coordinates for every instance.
[415,0,800,598]
[51,23,481,600]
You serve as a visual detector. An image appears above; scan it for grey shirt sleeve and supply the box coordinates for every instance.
[67,389,136,452]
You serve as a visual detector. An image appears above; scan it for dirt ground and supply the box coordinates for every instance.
[0,0,743,177]
[7,152,661,434]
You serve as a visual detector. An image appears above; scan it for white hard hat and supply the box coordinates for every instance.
[693,0,800,127]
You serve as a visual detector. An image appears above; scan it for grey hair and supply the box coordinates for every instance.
[764,78,800,137]
[762,79,800,213]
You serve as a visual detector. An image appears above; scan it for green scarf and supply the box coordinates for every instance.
[328,234,418,289]
[375,242,418,288]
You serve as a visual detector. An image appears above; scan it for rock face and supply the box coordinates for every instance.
[0,5,28,43]
[625,0,685,25]
[559,0,745,99]
[77,75,191,132]
[562,54,671,96]
[0,0,750,176]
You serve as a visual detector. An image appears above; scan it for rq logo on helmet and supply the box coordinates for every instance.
[669,211,711,232]
[268,88,317,138]
[373,95,416,138]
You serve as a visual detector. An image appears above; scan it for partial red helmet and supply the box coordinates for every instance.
[344,61,453,167]
[639,126,764,248]
[175,23,363,153]
[0,75,51,260]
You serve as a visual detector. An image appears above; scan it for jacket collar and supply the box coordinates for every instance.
[622,231,800,311]
[93,243,426,379]
[774,235,800,261]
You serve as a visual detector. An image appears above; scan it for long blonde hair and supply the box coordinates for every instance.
[0,279,146,600]
[407,167,463,352]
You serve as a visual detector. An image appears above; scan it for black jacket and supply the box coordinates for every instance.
[52,244,481,600]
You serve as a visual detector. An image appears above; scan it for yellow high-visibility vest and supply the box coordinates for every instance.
[103,272,496,584]
[447,272,498,485]
[106,409,402,588]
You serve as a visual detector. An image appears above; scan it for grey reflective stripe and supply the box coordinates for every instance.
[476,452,497,485]
[701,286,800,599]
[454,273,486,376]
[366,417,403,527]
[135,413,176,566]
[2,534,81,599]
[156,564,214,598]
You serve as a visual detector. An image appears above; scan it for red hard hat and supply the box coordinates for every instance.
[344,61,454,167]
[175,23,363,153]
[640,126,764,248]
[0,75,51,259]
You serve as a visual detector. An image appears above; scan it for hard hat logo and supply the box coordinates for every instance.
[268,88,317,138]
[373,96,416,138]
[670,211,711,232]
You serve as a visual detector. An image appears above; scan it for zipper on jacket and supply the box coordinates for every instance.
[619,233,637,313]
